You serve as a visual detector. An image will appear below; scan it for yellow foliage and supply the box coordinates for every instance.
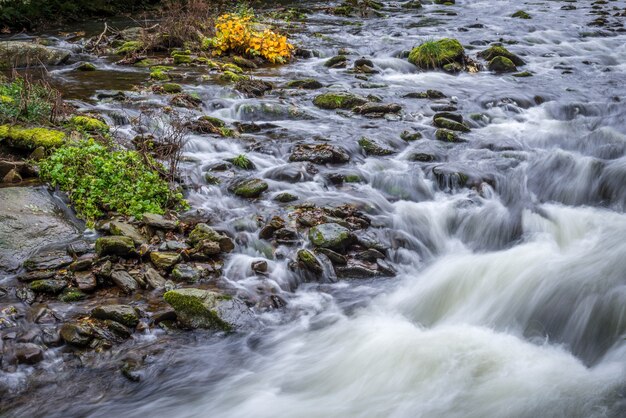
[208,13,294,64]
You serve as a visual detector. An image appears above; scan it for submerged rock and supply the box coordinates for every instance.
[478,46,525,66]
[163,289,255,330]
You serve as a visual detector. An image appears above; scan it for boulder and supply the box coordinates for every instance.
[358,137,395,156]
[30,279,67,294]
[408,38,465,70]
[289,144,350,164]
[231,178,269,198]
[110,221,146,245]
[111,270,139,293]
[308,223,354,252]
[488,56,517,73]
[297,249,323,274]
[163,289,255,330]
[60,322,93,347]
[23,251,72,271]
[95,236,135,257]
[142,213,179,230]
[91,305,139,327]
[150,252,180,270]
[0,41,71,70]
[313,92,368,110]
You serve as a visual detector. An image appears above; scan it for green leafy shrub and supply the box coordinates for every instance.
[231,154,252,169]
[39,139,186,225]
[0,76,61,124]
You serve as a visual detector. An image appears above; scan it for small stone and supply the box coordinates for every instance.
[289,144,350,164]
[435,128,463,143]
[74,271,97,292]
[111,270,139,293]
[231,178,269,198]
[144,267,166,289]
[110,221,146,245]
[69,254,95,272]
[324,55,348,68]
[66,240,91,257]
[297,249,323,274]
[15,343,44,364]
[285,79,323,89]
[95,236,135,257]
[59,288,86,302]
[434,117,470,132]
[91,305,139,327]
[77,62,97,71]
[251,260,268,274]
[30,279,67,294]
[60,323,93,347]
[308,223,354,252]
[358,137,395,156]
[171,264,199,283]
[315,248,347,265]
[274,192,299,203]
[142,213,179,230]
[150,252,181,270]
[18,270,55,282]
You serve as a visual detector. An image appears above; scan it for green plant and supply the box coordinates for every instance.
[0,76,63,124]
[39,139,186,226]
[231,153,252,169]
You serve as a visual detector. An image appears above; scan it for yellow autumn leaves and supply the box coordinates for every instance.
[207,13,294,64]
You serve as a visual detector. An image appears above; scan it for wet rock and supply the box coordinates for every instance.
[0,41,71,69]
[59,288,86,302]
[358,137,395,156]
[488,56,517,73]
[354,102,401,117]
[95,236,135,257]
[2,168,21,183]
[434,117,470,132]
[23,251,72,272]
[408,38,465,70]
[111,270,139,293]
[355,248,386,262]
[150,252,181,270]
[163,289,255,330]
[15,343,43,365]
[188,223,234,252]
[30,279,67,294]
[251,260,268,274]
[403,90,446,99]
[170,93,202,109]
[235,78,273,97]
[195,240,221,257]
[110,221,146,245]
[74,271,97,292]
[144,267,166,289]
[15,288,35,304]
[289,143,350,164]
[274,192,299,203]
[286,79,323,89]
[231,178,269,198]
[67,240,91,257]
[69,254,95,272]
[511,10,531,19]
[313,92,368,110]
[297,249,323,274]
[77,62,96,71]
[171,264,199,283]
[478,46,525,66]
[18,270,55,282]
[335,263,379,279]
[159,241,189,252]
[324,55,348,68]
[91,305,139,327]
[142,213,179,230]
[400,130,423,141]
[435,128,464,143]
[315,247,347,265]
[60,322,93,347]
[274,228,299,244]
[308,223,354,252]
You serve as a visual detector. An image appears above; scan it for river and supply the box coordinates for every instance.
[2,0,626,416]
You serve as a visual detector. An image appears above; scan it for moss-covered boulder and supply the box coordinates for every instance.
[324,55,348,68]
[478,46,525,66]
[488,56,517,73]
[76,62,97,71]
[358,137,395,156]
[286,79,324,89]
[408,38,465,70]
[308,223,354,252]
[162,83,182,94]
[297,249,324,274]
[220,71,250,83]
[434,117,470,132]
[313,92,368,110]
[0,125,65,150]
[163,288,255,330]
[0,41,71,70]
[30,279,67,294]
[435,128,464,143]
[91,305,139,327]
[69,116,109,132]
[116,41,143,55]
[187,223,234,252]
[95,236,135,257]
[231,178,269,198]
[512,10,531,19]
[150,251,180,270]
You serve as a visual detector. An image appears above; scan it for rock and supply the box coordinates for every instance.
[274,192,299,203]
[488,56,517,73]
[111,270,139,293]
[400,130,423,141]
[109,221,146,245]
[335,263,380,279]
[0,41,71,69]
[355,248,386,262]
[2,168,21,183]
[171,264,199,283]
[403,90,446,99]
[76,62,96,71]
[0,187,79,274]
[324,55,348,68]
[289,144,350,164]
[358,137,395,156]
[163,289,255,330]
[235,78,273,97]
[142,213,178,230]
[23,251,72,271]
[188,224,234,252]
[60,323,93,347]
[232,55,257,69]
[74,271,97,292]
[308,223,354,252]
[95,236,135,257]
[434,117,470,132]
[30,279,67,294]
[297,249,323,274]
[91,305,139,327]
[67,240,91,257]
[231,178,269,198]
[69,254,95,272]
[0,125,65,150]
[286,79,323,89]
[354,102,401,116]
[435,128,464,143]
[18,270,55,282]
[195,240,221,256]
[313,92,368,110]
[144,267,166,289]
[150,252,181,270]
[251,260,268,274]
[59,288,86,302]
[408,38,465,70]
[477,46,525,66]
[15,343,44,364]
[315,248,347,265]
[159,240,189,252]
[511,10,531,19]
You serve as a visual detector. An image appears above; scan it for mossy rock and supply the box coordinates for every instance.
[150,251,180,270]
[286,79,324,89]
[220,71,250,83]
[0,125,65,150]
[221,63,244,74]
[95,236,135,257]
[199,115,225,128]
[297,249,323,274]
[324,55,348,68]
[91,305,139,327]
[232,56,257,69]
[435,128,464,143]
[400,130,423,141]
[433,117,470,132]
[477,46,525,66]
[59,288,86,302]
[69,115,109,133]
[358,137,395,156]
[512,10,531,19]
[30,279,67,294]
[164,288,253,330]
[274,192,298,203]
[512,71,533,77]
[232,178,269,198]
[308,223,354,252]
[488,56,517,73]
[162,83,182,94]
[76,62,96,71]
[116,41,143,55]
[313,92,368,110]
[408,38,465,70]
[150,69,170,81]
[173,54,192,65]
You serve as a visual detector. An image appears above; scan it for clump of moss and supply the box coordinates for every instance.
[312,92,368,110]
[219,71,250,83]
[116,41,143,55]
[39,139,186,225]
[511,10,531,19]
[408,38,465,69]
[69,115,109,133]
[162,83,183,94]
[0,125,65,149]
[221,63,244,74]
[150,69,170,81]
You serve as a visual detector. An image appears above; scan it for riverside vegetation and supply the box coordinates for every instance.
[1,0,625,416]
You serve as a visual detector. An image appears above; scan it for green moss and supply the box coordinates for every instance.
[344,174,362,183]
[116,41,143,55]
[221,63,244,74]
[173,54,192,65]
[435,128,462,143]
[219,71,249,83]
[163,289,232,331]
[488,56,516,73]
[0,125,65,150]
[313,92,368,110]
[478,46,525,66]
[408,38,465,69]
[39,139,186,225]
[59,288,86,302]
[76,62,97,71]
[232,178,268,198]
[69,115,109,133]
[150,69,170,81]
[162,83,183,94]
[512,10,531,19]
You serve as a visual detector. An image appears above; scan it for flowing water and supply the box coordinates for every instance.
[3,0,626,416]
